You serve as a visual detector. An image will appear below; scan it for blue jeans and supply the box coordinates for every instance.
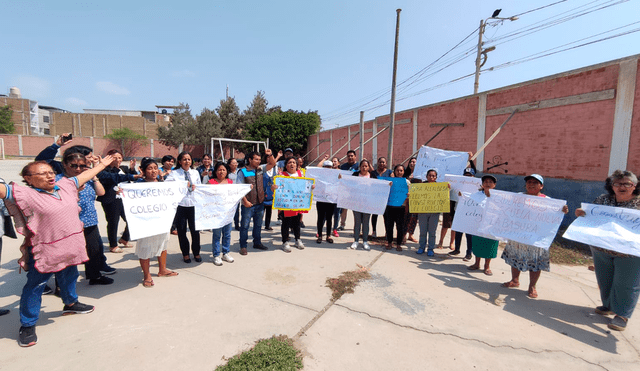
[240,203,264,248]
[20,249,79,327]
[590,247,640,318]
[333,207,342,230]
[212,223,232,256]
[418,213,439,251]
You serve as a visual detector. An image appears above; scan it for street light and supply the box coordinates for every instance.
[473,10,518,94]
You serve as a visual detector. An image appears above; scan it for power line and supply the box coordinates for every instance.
[512,0,569,18]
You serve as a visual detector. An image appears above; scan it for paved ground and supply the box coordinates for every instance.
[0,159,638,371]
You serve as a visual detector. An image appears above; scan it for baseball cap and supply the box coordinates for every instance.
[463,168,476,176]
[524,174,544,185]
[322,160,332,167]
[481,174,497,183]
[284,148,293,153]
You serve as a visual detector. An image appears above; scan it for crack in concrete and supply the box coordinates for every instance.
[334,303,610,371]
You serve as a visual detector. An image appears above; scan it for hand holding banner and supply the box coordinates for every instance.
[409,182,450,213]
[444,174,481,202]
[563,203,640,257]
[414,146,469,181]
[336,176,391,215]
[120,181,188,240]
[193,184,252,230]
[273,176,315,211]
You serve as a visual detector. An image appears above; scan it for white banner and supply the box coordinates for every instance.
[444,174,481,202]
[120,181,188,240]
[563,203,640,257]
[193,184,252,230]
[305,167,351,203]
[414,146,469,181]
[452,190,566,249]
[336,176,391,215]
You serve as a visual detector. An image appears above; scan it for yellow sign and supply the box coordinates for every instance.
[409,182,450,213]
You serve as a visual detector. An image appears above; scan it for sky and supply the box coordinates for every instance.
[2,0,639,130]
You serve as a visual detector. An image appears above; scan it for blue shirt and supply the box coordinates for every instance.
[55,173,98,227]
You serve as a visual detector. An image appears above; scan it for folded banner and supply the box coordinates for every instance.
[380,177,409,207]
[336,176,391,215]
[193,184,252,230]
[563,203,640,257]
[444,174,481,202]
[452,190,566,249]
[409,182,450,213]
[414,146,469,181]
[273,176,315,211]
[305,167,351,204]
[120,181,188,240]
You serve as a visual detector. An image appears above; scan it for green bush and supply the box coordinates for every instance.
[216,335,303,371]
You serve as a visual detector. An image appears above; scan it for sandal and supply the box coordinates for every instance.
[118,239,131,247]
[385,242,392,250]
[396,245,403,252]
[407,235,417,243]
[158,271,178,277]
[528,287,538,298]
[110,247,123,253]
[326,237,334,244]
[484,269,493,276]
[317,236,322,244]
[467,265,480,271]
[143,279,154,288]
[501,281,520,288]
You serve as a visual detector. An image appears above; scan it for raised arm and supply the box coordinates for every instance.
[76,155,114,186]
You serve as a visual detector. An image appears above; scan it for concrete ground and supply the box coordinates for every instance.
[0,159,638,371]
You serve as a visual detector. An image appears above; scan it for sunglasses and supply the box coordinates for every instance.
[68,164,88,169]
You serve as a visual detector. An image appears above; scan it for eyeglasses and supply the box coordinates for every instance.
[68,164,88,169]
[27,171,56,177]
[612,182,635,188]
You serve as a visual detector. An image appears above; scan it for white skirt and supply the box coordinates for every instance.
[135,232,170,259]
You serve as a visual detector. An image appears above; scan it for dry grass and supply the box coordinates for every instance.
[326,265,372,301]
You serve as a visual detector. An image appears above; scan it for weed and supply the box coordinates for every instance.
[326,264,372,301]
[216,335,303,371]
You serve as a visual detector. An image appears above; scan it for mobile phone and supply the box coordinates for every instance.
[62,134,72,143]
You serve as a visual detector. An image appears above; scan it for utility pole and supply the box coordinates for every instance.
[359,111,364,160]
[473,10,518,94]
[387,8,401,166]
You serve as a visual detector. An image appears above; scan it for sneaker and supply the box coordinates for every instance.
[338,225,345,231]
[608,315,628,331]
[295,239,305,250]
[371,231,377,238]
[350,242,359,250]
[42,285,53,295]
[18,326,37,347]
[62,302,95,315]
[427,250,435,257]
[253,243,268,251]
[363,242,371,251]
[89,276,114,285]
[282,242,292,253]
[265,226,273,231]
[595,306,613,316]
[213,256,223,266]
[332,229,339,237]
[416,248,425,254]
[447,250,460,256]
[222,254,234,263]
[300,222,306,228]
[100,265,117,275]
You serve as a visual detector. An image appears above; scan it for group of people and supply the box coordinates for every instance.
[0,136,638,348]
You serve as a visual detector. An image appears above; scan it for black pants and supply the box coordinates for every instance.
[83,225,106,280]
[282,215,301,243]
[264,204,273,228]
[316,202,335,238]
[176,205,201,257]
[101,199,130,248]
[454,232,473,256]
[384,206,405,245]
[371,214,379,233]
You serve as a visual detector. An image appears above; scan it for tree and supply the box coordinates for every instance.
[217,96,243,139]
[194,107,223,154]
[243,90,268,127]
[157,103,195,148]
[0,105,15,134]
[104,127,148,158]
[245,109,321,155]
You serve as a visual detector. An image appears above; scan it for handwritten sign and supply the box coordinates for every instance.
[305,167,351,204]
[193,184,252,230]
[273,176,315,211]
[336,176,391,215]
[380,177,409,207]
[453,190,566,249]
[563,203,640,257]
[444,174,481,202]
[409,182,450,213]
[120,181,188,240]
[414,146,469,181]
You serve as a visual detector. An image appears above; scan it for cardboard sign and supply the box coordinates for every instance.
[120,181,187,240]
[273,176,315,211]
[409,182,450,213]
[563,203,640,257]
[193,184,252,230]
[414,146,469,181]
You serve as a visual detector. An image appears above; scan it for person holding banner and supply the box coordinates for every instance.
[1,155,114,347]
[372,157,392,239]
[417,169,442,256]
[383,165,410,251]
[166,151,202,263]
[574,170,640,331]
[449,166,477,261]
[263,152,282,232]
[501,174,569,298]
[316,160,337,244]
[331,156,342,237]
[350,159,376,251]
[275,157,310,252]
[227,158,241,230]
[134,158,178,287]
[467,175,499,276]
[204,162,236,266]
[403,157,419,243]
[338,150,359,231]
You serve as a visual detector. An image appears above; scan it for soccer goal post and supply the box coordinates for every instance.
[210,137,269,163]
